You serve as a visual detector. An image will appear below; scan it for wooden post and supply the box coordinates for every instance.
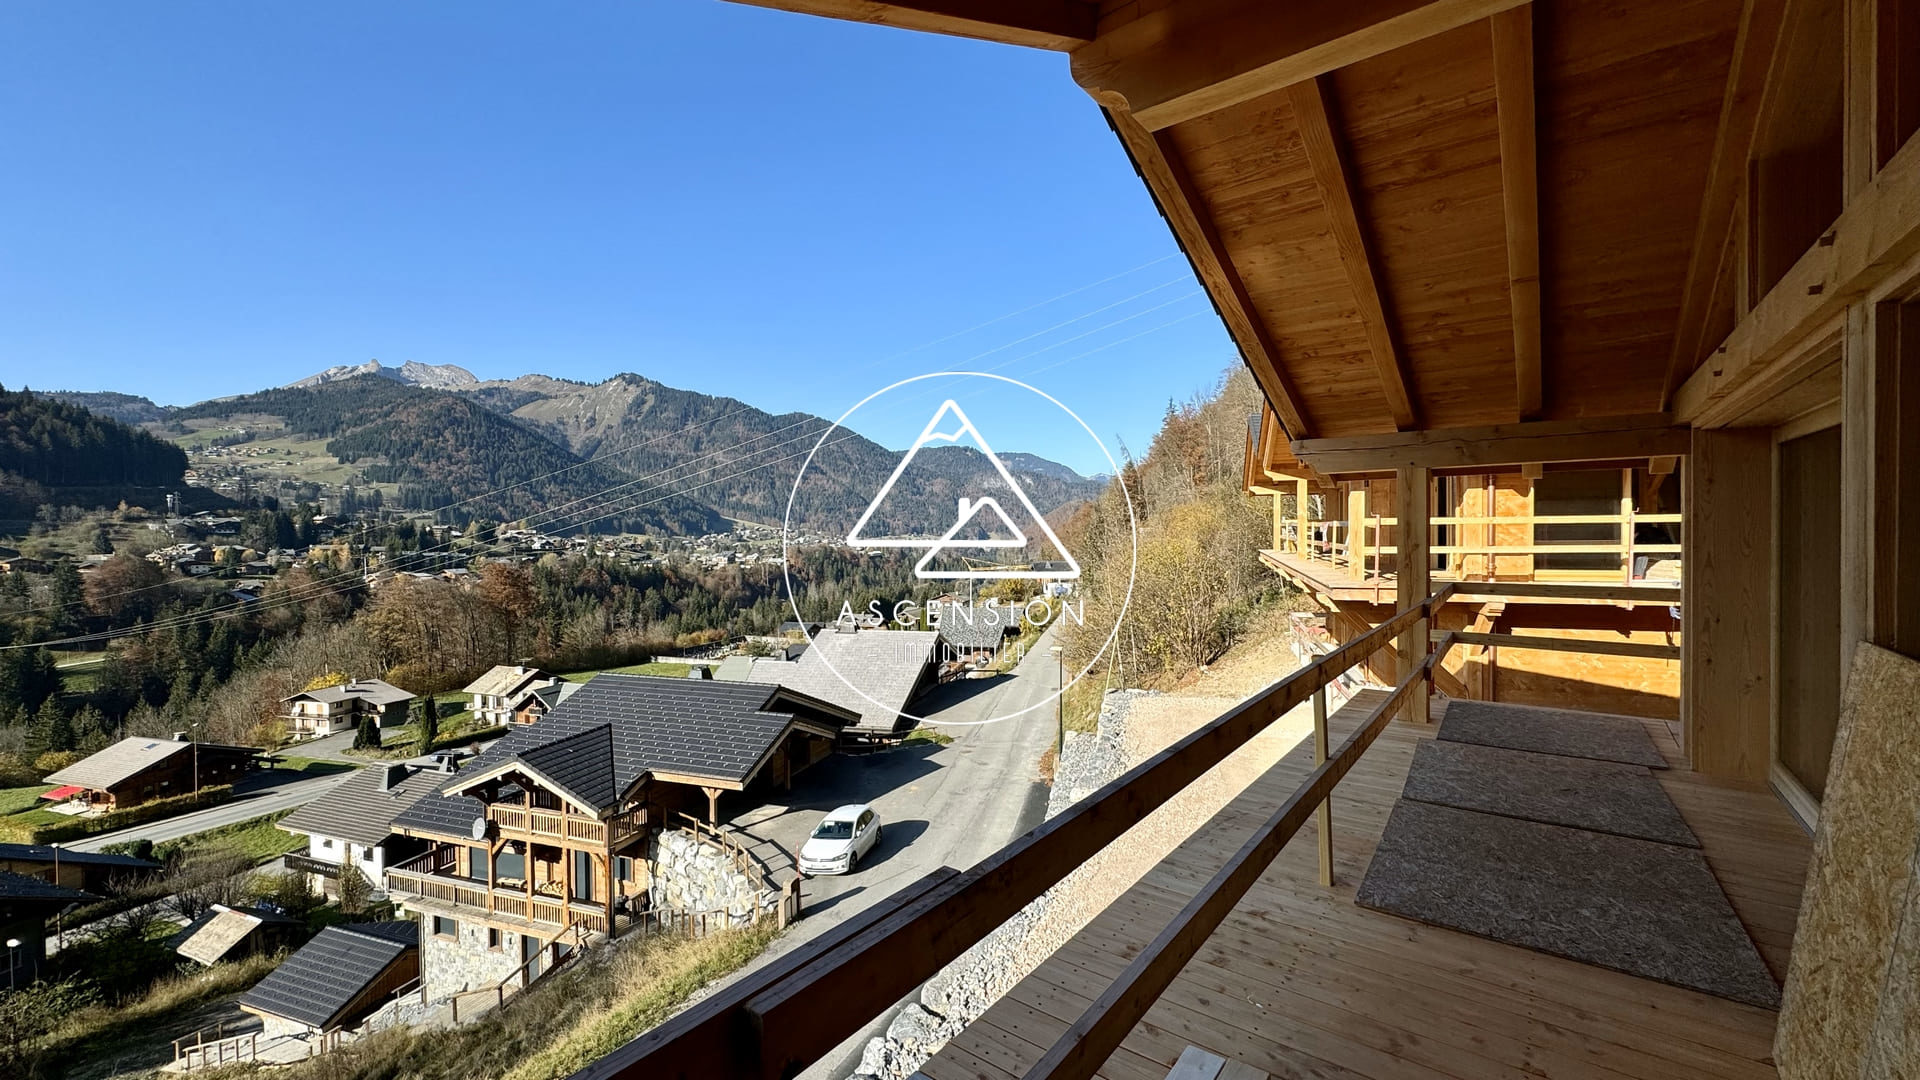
[702,787,721,826]
[1347,484,1367,577]
[1271,488,1286,552]
[1621,467,1636,582]
[1396,467,1432,723]
[1683,428,1773,780]
[1313,684,1332,886]
[1296,476,1311,556]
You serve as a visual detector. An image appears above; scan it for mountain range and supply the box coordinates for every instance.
[39,363,1107,536]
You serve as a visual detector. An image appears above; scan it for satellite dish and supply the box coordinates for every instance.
[470,816,491,841]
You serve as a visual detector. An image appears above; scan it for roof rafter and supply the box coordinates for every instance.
[1660,0,1792,408]
[1072,0,1532,130]
[725,0,1097,51]
[1105,107,1314,438]
[1286,76,1419,431]
[1490,5,1543,420]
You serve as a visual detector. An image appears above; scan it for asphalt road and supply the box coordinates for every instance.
[726,627,1065,1079]
[65,767,359,852]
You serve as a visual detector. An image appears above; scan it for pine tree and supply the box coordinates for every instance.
[413,695,438,752]
[352,712,381,750]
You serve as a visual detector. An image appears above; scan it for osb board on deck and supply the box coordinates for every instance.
[1776,643,1920,1080]
[920,691,1809,1080]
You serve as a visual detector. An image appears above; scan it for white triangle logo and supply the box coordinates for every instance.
[846,400,1081,581]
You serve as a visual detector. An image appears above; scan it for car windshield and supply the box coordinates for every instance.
[811,819,855,840]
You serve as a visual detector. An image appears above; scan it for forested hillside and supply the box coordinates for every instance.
[1057,367,1290,710]
[173,381,727,535]
[0,386,189,517]
[469,373,1106,532]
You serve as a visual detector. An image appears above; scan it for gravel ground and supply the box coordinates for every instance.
[849,634,1313,1080]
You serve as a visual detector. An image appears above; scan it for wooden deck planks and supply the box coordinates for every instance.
[924,691,1810,1080]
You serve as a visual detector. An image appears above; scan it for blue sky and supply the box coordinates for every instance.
[0,2,1240,475]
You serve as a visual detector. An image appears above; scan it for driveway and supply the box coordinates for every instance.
[727,624,1060,933]
[65,766,360,852]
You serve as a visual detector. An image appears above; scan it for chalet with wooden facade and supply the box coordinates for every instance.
[386,675,853,1000]
[42,736,258,811]
[570,4,1920,1080]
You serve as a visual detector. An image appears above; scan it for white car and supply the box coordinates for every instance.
[798,804,882,876]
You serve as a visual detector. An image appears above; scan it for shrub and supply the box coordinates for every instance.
[30,751,80,777]
[0,785,233,845]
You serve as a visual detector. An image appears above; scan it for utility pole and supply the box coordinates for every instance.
[1049,644,1065,758]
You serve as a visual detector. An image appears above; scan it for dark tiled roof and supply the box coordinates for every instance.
[277,765,452,849]
[0,843,160,870]
[238,922,418,1030]
[0,869,93,903]
[393,675,855,837]
[515,725,617,809]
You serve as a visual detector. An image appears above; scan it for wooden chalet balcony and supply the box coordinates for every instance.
[386,848,613,936]
[485,803,647,847]
[581,584,1794,1080]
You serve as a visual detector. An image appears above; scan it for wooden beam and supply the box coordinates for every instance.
[1106,107,1314,437]
[1438,630,1683,661]
[1071,0,1531,131]
[1490,5,1542,421]
[1662,0,1794,407]
[1293,414,1691,474]
[1675,130,1920,423]
[1287,77,1418,430]
[723,0,1097,51]
[1395,467,1431,723]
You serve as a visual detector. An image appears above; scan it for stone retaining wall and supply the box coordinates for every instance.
[648,828,781,926]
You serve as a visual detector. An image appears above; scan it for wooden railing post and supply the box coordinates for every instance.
[1312,683,1332,887]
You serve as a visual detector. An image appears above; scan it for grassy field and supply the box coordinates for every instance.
[559,661,692,683]
[168,809,306,863]
[0,783,56,816]
[39,951,284,1080]
[237,920,781,1080]
[268,756,358,777]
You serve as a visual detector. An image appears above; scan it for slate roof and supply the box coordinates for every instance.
[0,869,93,903]
[281,679,414,708]
[934,603,1019,651]
[43,737,193,791]
[238,922,418,1031]
[514,725,618,809]
[745,629,938,732]
[277,764,453,848]
[462,665,556,699]
[392,675,857,838]
[0,843,161,871]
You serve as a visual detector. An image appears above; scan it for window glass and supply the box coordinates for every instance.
[494,848,526,881]
[1533,470,1625,572]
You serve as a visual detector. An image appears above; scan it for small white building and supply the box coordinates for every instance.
[276,762,449,899]
[460,665,559,727]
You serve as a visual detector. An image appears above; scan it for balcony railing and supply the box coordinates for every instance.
[283,852,342,879]
[485,804,648,846]
[1276,508,1684,598]
[574,581,1681,1080]
[386,848,612,936]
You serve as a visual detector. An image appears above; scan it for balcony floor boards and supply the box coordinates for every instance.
[919,691,1808,1080]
